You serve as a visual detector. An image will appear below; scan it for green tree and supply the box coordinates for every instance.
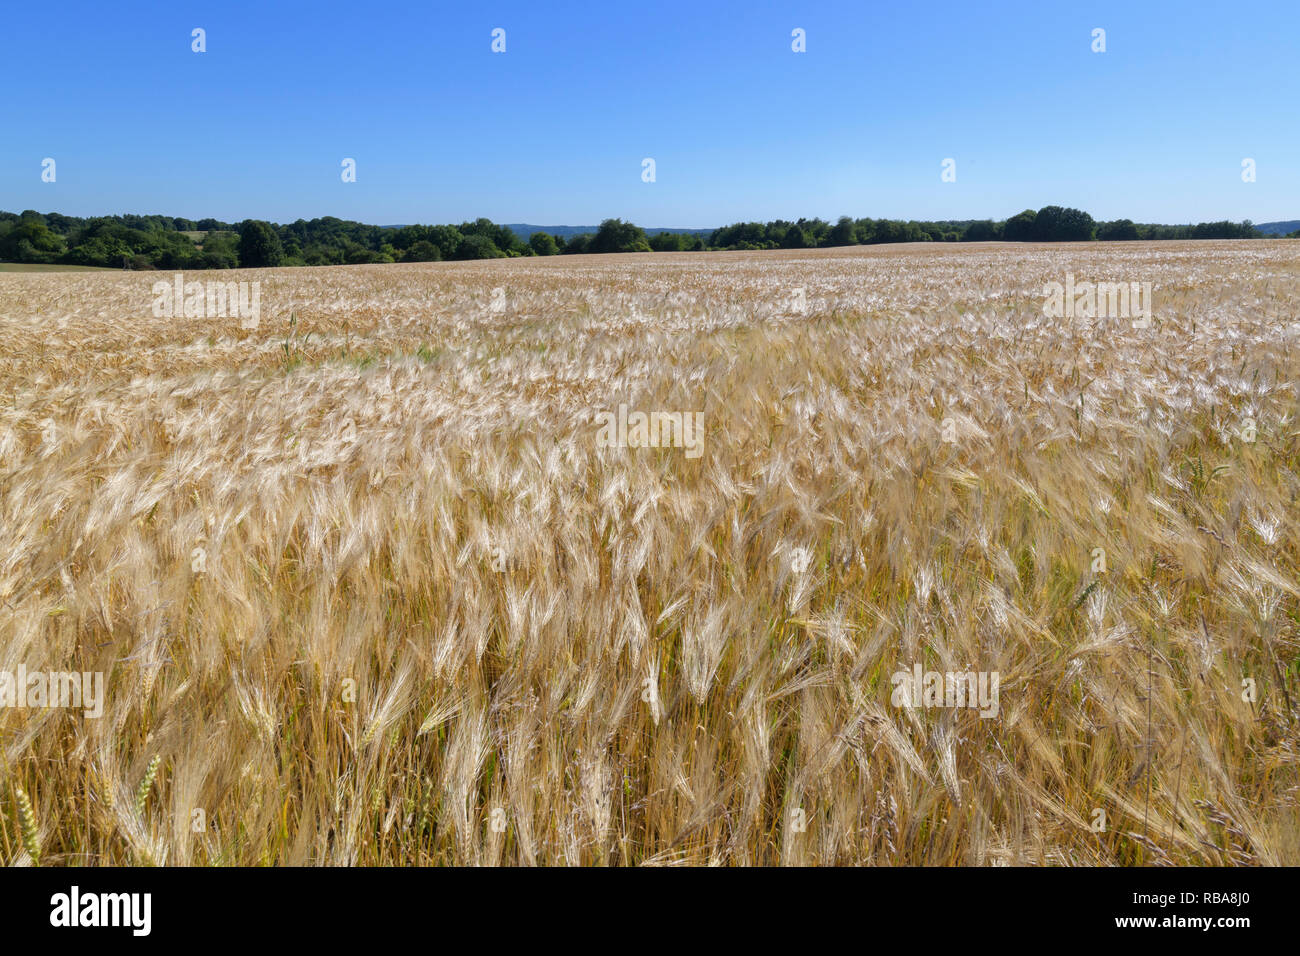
[404,240,442,262]
[649,232,684,251]
[563,234,593,254]
[591,219,650,254]
[198,232,239,269]
[0,221,65,262]
[529,231,560,256]
[1002,209,1038,242]
[780,226,810,249]
[1032,206,1095,241]
[459,218,525,255]
[963,220,998,241]
[1097,219,1139,241]
[827,216,858,246]
[237,220,283,267]
[454,234,503,259]
[426,225,464,260]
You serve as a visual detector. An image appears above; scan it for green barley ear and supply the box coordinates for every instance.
[415,777,433,835]
[14,787,40,866]
[135,755,161,815]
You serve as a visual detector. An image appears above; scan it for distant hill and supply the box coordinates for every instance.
[1256,220,1300,235]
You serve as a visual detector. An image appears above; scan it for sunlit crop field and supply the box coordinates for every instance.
[1,241,1297,865]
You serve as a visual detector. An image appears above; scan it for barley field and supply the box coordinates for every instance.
[1,241,1297,866]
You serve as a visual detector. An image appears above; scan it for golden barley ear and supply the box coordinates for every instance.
[94,767,116,811]
[14,786,40,867]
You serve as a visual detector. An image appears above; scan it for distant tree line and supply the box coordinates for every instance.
[0,207,1281,270]
[705,207,1266,249]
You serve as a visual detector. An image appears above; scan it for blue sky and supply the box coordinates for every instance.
[2,0,1297,227]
